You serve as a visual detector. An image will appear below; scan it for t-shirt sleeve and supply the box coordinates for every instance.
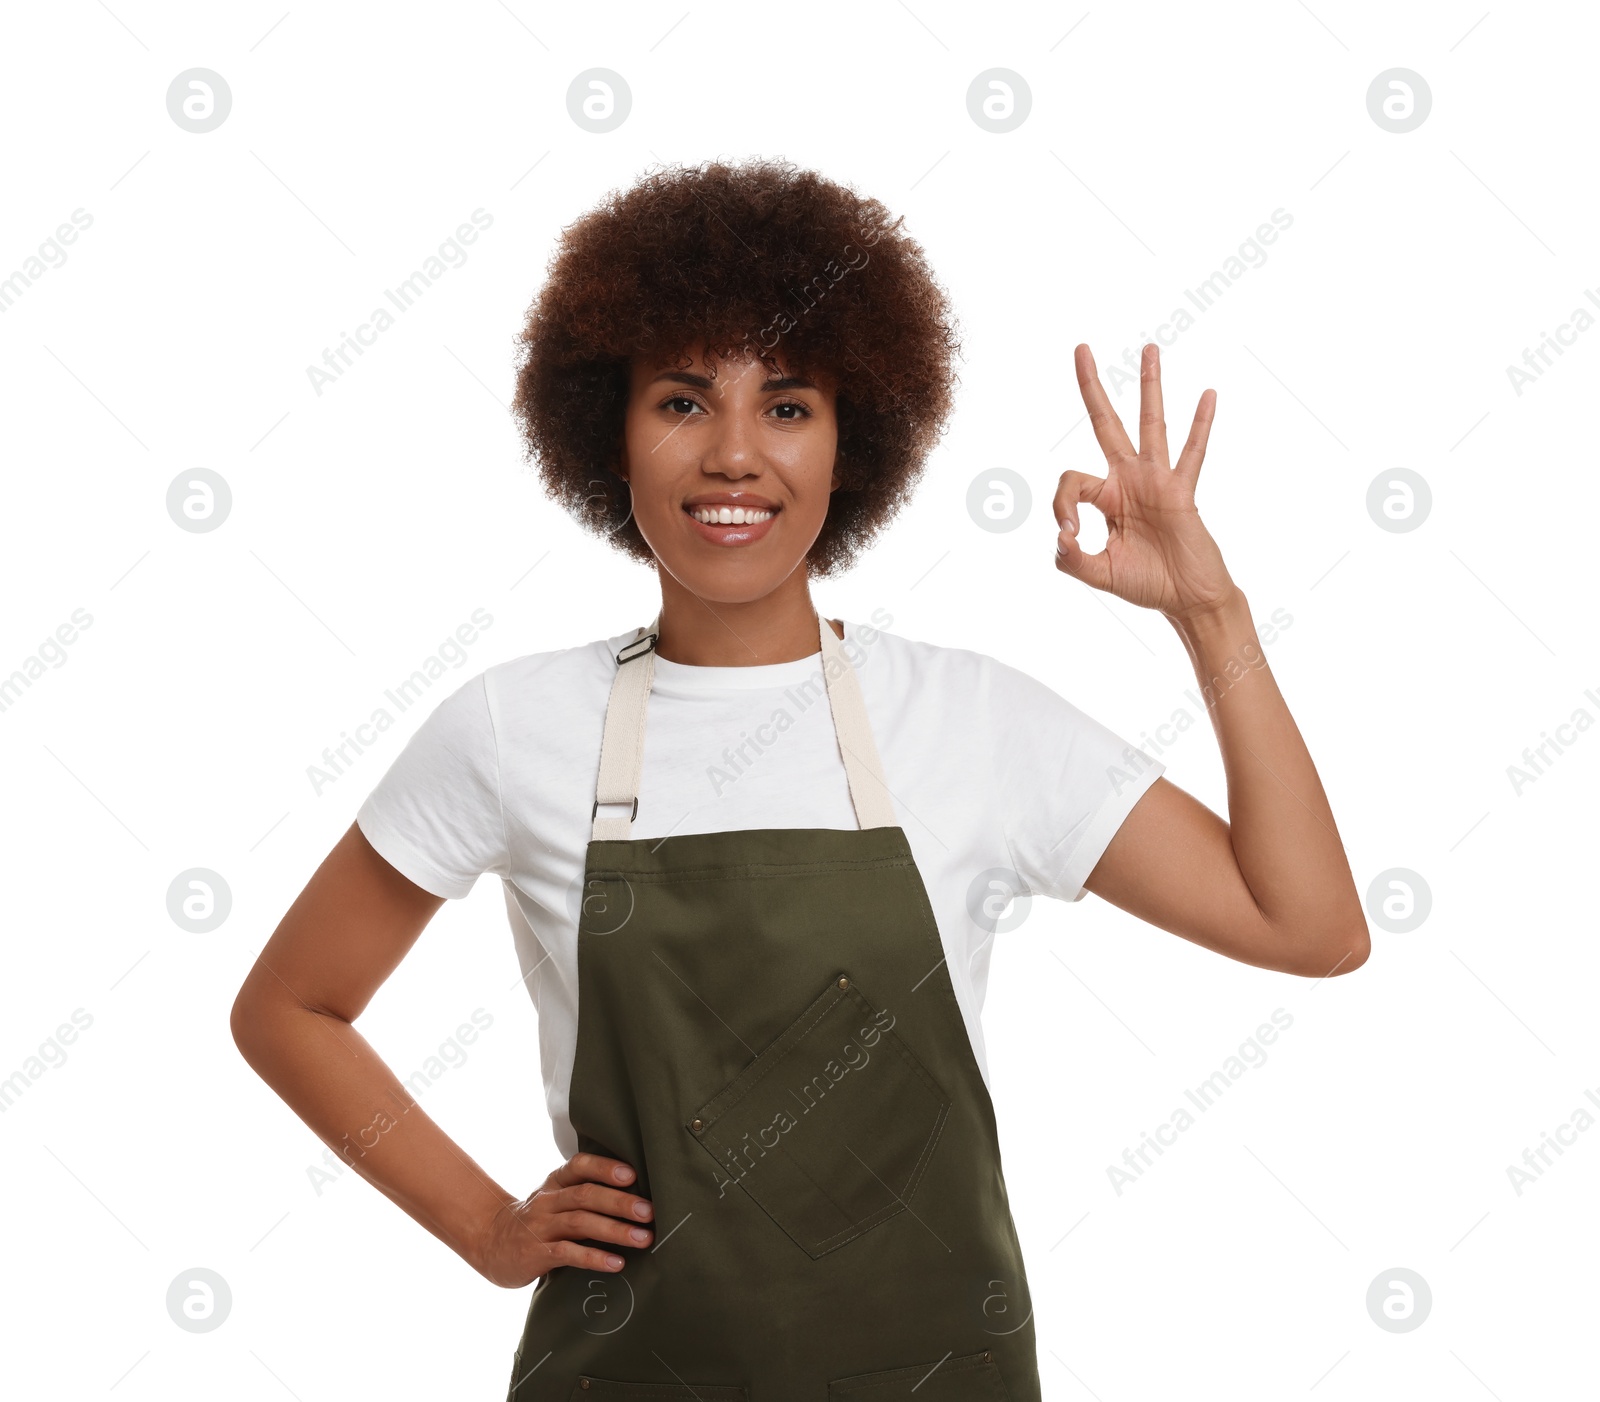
[354,671,508,899]
[985,655,1165,903]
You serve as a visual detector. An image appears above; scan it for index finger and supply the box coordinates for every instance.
[1074,344,1136,464]
[555,1151,640,1187]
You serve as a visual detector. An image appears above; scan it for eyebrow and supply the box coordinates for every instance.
[649,370,817,392]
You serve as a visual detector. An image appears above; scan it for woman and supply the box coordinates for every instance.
[232,158,1369,1400]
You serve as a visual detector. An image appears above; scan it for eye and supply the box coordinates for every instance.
[770,399,812,420]
[661,395,704,416]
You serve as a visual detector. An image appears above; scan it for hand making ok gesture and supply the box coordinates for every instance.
[1054,343,1238,623]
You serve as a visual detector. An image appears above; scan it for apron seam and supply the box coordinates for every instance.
[583,856,918,884]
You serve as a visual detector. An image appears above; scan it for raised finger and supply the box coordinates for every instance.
[1174,388,1218,487]
[1139,343,1169,465]
[1074,344,1136,464]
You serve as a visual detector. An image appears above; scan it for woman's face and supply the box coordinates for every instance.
[617,341,840,603]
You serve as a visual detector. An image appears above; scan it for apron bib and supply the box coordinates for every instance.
[508,612,1041,1401]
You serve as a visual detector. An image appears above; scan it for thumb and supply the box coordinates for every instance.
[1054,519,1113,591]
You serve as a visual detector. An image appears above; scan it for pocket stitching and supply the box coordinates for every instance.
[690,979,952,1255]
[694,980,852,1124]
[565,1380,750,1400]
[826,1349,1008,1394]
[695,982,946,1128]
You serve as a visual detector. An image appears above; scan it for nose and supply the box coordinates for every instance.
[702,375,763,478]
[703,414,758,478]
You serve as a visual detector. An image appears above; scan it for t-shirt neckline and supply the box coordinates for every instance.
[614,620,845,693]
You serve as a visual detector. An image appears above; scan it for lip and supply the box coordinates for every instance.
[682,496,781,547]
[682,492,780,510]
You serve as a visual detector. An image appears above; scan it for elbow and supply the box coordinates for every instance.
[1292,922,1371,978]
[229,990,254,1058]
[230,981,270,1063]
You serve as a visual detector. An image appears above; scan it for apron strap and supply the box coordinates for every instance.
[591,610,897,840]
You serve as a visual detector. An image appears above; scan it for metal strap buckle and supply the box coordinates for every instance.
[615,631,658,665]
[591,796,639,822]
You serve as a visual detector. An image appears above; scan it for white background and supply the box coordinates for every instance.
[2,1,1595,1397]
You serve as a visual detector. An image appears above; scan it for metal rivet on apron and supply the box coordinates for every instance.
[690,1117,704,1133]
[837,975,849,990]
[579,1379,591,1389]
[982,1350,992,1362]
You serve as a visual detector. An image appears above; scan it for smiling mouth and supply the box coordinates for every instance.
[683,504,778,526]
[681,502,781,546]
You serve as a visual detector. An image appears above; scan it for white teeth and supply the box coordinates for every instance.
[688,506,774,525]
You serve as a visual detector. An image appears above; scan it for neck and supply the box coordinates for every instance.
[651,572,841,666]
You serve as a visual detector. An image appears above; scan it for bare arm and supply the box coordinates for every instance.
[229,822,654,1284]
[1083,590,1369,977]
[1056,342,1369,978]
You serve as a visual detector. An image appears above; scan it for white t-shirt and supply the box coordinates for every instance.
[355,617,1164,1159]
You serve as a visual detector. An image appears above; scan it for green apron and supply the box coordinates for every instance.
[507,612,1041,1401]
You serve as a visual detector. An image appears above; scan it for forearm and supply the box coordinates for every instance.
[233,999,517,1273]
[1167,586,1367,960]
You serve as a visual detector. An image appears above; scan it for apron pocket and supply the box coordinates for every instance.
[566,1379,748,1399]
[687,974,951,1259]
[827,1350,1010,1399]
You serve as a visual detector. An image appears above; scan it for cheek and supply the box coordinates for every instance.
[798,454,841,515]
[622,419,679,494]
[778,425,838,502]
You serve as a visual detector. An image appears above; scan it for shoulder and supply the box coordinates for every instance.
[847,614,988,682]
[848,616,1128,780]
[846,615,1058,714]
[387,627,638,759]
[476,625,643,707]
[464,625,659,755]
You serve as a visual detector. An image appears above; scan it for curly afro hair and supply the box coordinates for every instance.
[510,157,962,577]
